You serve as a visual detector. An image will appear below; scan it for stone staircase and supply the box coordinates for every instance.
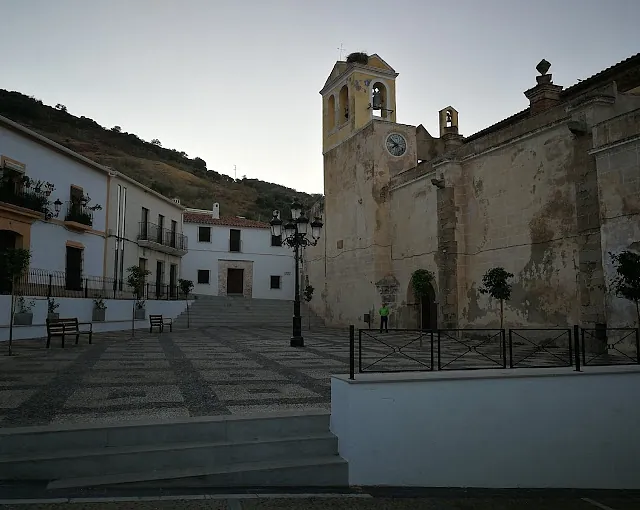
[0,411,348,489]
[173,296,326,329]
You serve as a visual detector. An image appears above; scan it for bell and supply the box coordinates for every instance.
[372,90,383,110]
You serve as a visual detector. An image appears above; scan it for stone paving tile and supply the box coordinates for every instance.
[82,370,177,385]
[0,389,38,409]
[0,372,58,387]
[64,385,184,409]
[200,369,288,383]
[93,360,172,370]
[51,407,191,426]
[211,383,321,402]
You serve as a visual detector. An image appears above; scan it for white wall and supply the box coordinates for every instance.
[30,222,105,276]
[182,222,295,300]
[0,125,109,232]
[331,367,640,489]
[0,295,190,341]
[106,175,185,284]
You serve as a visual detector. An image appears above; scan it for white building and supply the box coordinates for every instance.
[107,175,186,298]
[0,114,109,285]
[182,204,295,300]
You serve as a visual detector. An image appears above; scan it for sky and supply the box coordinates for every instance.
[1,0,639,194]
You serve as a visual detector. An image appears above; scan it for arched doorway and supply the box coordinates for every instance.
[420,282,437,330]
[407,277,438,330]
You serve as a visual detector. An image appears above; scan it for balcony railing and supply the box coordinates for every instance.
[138,222,188,252]
[64,201,94,226]
[0,181,50,216]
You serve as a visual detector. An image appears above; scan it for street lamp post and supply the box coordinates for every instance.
[270,202,323,347]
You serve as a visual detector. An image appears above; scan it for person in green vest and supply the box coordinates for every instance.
[379,303,389,333]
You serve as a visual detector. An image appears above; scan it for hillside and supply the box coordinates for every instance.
[0,90,321,220]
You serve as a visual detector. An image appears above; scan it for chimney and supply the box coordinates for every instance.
[212,202,220,219]
[524,59,563,115]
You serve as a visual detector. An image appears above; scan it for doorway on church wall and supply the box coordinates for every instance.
[408,277,437,330]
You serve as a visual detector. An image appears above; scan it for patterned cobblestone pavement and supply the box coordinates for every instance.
[0,325,630,428]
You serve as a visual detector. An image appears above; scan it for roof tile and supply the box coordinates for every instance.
[183,212,269,229]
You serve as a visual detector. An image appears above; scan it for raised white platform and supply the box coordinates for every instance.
[330,365,640,489]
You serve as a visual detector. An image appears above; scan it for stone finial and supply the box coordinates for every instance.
[536,59,551,76]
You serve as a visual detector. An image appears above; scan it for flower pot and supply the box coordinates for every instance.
[92,308,106,322]
[13,312,33,326]
[47,313,60,321]
[134,308,146,320]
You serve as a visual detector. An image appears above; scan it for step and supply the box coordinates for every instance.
[0,410,329,456]
[1,434,338,479]
[47,455,348,489]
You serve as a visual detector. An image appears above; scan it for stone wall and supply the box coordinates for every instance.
[217,260,253,298]
[593,107,640,327]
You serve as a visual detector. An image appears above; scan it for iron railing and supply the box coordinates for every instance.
[138,222,188,251]
[349,325,640,378]
[0,181,51,216]
[0,267,185,301]
[64,201,93,226]
[581,327,639,367]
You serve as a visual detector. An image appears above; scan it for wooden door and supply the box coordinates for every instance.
[227,268,244,295]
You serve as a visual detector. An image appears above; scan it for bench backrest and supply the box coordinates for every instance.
[149,314,163,324]
[47,318,79,333]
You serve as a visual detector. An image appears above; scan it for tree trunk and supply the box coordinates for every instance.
[636,300,639,329]
[500,299,504,330]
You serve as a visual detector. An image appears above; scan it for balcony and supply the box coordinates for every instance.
[137,221,188,256]
[63,201,93,232]
[0,180,51,221]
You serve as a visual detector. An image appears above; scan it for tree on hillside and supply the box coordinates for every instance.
[111,126,122,133]
[151,139,162,147]
[55,104,67,112]
[479,267,514,329]
[193,157,207,170]
[610,250,640,326]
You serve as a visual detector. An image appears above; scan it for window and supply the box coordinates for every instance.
[157,214,164,244]
[198,226,211,242]
[170,220,177,248]
[141,207,149,238]
[229,229,241,252]
[139,257,147,272]
[197,270,210,284]
[271,234,282,247]
[270,275,281,289]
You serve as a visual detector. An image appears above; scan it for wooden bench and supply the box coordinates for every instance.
[149,314,173,333]
[46,318,93,348]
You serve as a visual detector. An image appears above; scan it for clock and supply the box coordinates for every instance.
[386,133,407,157]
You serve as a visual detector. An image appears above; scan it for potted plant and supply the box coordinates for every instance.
[134,299,146,320]
[13,296,35,325]
[92,295,107,322]
[47,297,60,321]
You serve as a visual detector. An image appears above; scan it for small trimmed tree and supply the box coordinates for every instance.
[303,285,314,329]
[179,278,195,328]
[479,267,514,329]
[610,250,640,327]
[126,265,151,300]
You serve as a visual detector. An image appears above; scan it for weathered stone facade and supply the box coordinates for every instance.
[306,53,640,329]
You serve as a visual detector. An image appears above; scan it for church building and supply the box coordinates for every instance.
[304,52,640,330]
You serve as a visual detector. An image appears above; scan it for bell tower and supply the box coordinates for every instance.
[320,53,399,154]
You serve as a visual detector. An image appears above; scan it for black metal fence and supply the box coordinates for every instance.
[350,325,639,378]
[0,267,184,301]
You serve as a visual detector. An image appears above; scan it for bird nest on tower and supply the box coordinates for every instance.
[346,52,369,65]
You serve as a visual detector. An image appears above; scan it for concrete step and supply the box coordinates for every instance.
[47,455,348,489]
[1,434,337,480]
[0,411,330,456]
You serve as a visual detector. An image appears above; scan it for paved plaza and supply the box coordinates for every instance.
[0,325,631,428]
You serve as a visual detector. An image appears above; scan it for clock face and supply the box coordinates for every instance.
[386,133,407,157]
